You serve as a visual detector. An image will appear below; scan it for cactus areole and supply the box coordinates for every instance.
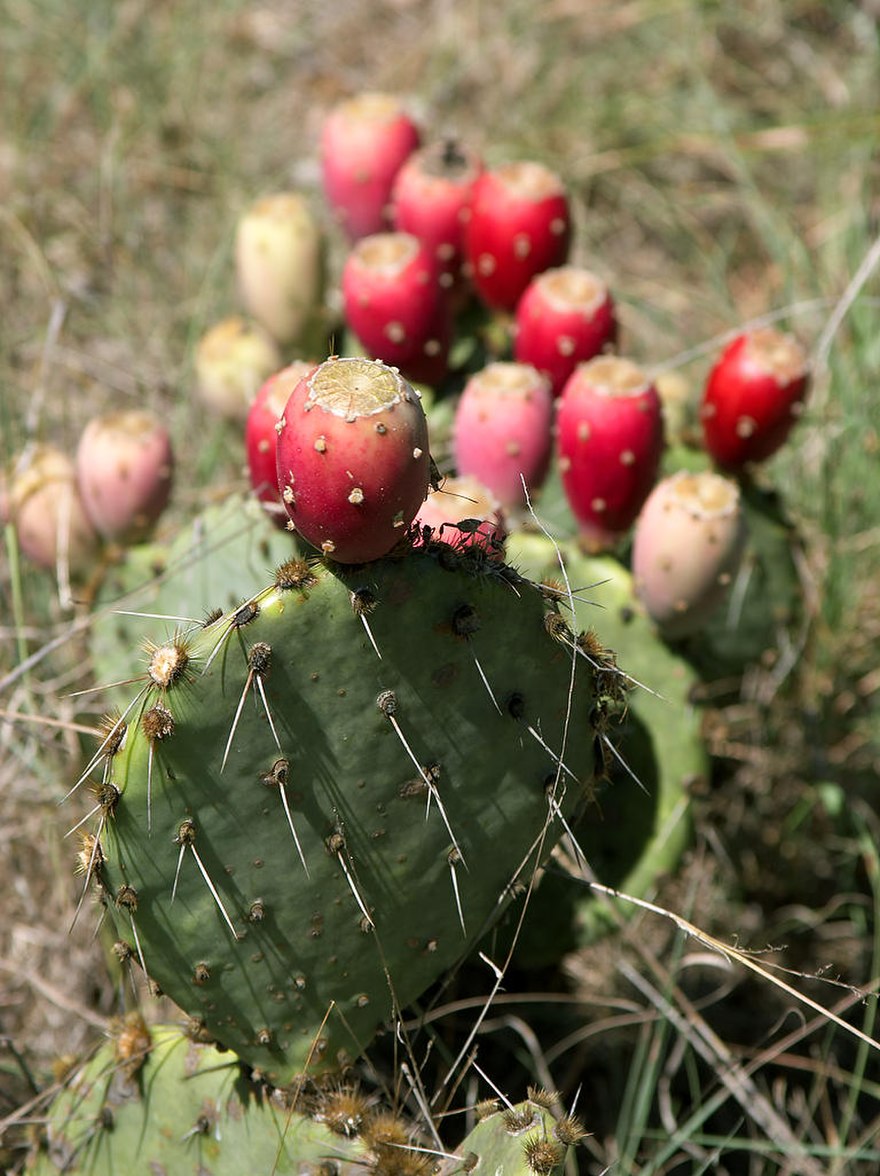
[276,356,430,563]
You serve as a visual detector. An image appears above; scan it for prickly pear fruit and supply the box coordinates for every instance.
[194,316,282,421]
[439,1094,580,1175]
[391,139,483,297]
[415,473,505,554]
[245,361,317,523]
[7,445,99,576]
[276,355,430,562]
[514,266,617,396]
[30,1022,373,1174]
[557,356,664,551]
[321,92,420,241]
[75,410,173,543]
[632,469,748,639]
[464,162,571,312]
[452,362,554,509]
[83,542,596,1084]
[342,232,452,386]
[699,327,810,467]
[234,191,327,349]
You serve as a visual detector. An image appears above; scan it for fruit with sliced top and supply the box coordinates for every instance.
[194,317,281,421]
[514,266,617,396]
[6,445,100,577]
[245,361,317,523]
[557,355,664,551]
[452,361,554,509]
[234,191,326,350]
[276,355,430,562]
[75,410,173,543]
[632,469,748,639]
[464,161,571,312]
[342,231,452,386]
[321,92,420,241]
[391,139,483,299]
[699,328,810,467]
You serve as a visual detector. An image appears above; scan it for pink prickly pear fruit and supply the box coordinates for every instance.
[464,161,571,312]
[276,355,430,563]
[514,266,617,397]
[245,361,318,524]
[632,470,748,639]
[194,317,282,421]
[391,139,483,299]
[342,232,452,387]
[8,445,100,575]
[75,410,173,543]
[699,328,810,468]
[452,362,554,509]
[321,92,420,241]
[235,192,327,350]
[414,473,505,554]
[557,355,664,552]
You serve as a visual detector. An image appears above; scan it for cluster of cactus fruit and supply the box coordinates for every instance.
[15,89,813,1172]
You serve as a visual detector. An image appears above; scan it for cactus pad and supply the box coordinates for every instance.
[82,541,596,1084]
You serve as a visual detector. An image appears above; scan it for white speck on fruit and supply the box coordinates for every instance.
[282,485,295,504]
[557,336,575,357]
[577,422,591,442]
[550,217,567,235]
[559,456,572,472]
[322,539,336,554]
[505,440,521,456]
[513,233,531,260]
[424,339,440,356]
[385,322,406,344]
[478,254,496,276]
[413,447,423,459]
[591,497,607,513]
[736,416,757,439]
[314,436,327,453]
[348,487,365,505]
[620,449,635,466]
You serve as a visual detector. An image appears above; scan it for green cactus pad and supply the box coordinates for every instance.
[90,494,305,701]
[506,530,702,942]
[439,1095,578,1174]
[31,1024,369,1174]
[83,541,596,1084]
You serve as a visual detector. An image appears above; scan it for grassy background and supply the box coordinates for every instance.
[3,1,880,1171]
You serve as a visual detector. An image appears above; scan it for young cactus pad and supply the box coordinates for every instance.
[31,1024,371,1174]
[84,543,596,1084]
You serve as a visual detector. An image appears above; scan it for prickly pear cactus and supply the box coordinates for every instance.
[78,540,596,1084]
[31,1021,400,1174]
[90,493,303,698]
[507,530,702,941]
[439,1093,582,1175]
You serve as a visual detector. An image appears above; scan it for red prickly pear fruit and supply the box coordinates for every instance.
[556,355,664,552]
[75,410,173,543]
[699,327,810,468]
[245,361,318,524]
[235,192,327,349]
[414,473,505,554]
[632,470,748,639]
[514,266,617,397]
[342,232,452,387]
[321,93,420,242]
[276,355,430,563]
[8,445,100,575]
[452,361,554,509]
[391,139,483,299]
[194,317,282,421]
[464,161,571,312]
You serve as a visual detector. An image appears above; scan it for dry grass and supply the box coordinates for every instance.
[3,0,880,1171]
